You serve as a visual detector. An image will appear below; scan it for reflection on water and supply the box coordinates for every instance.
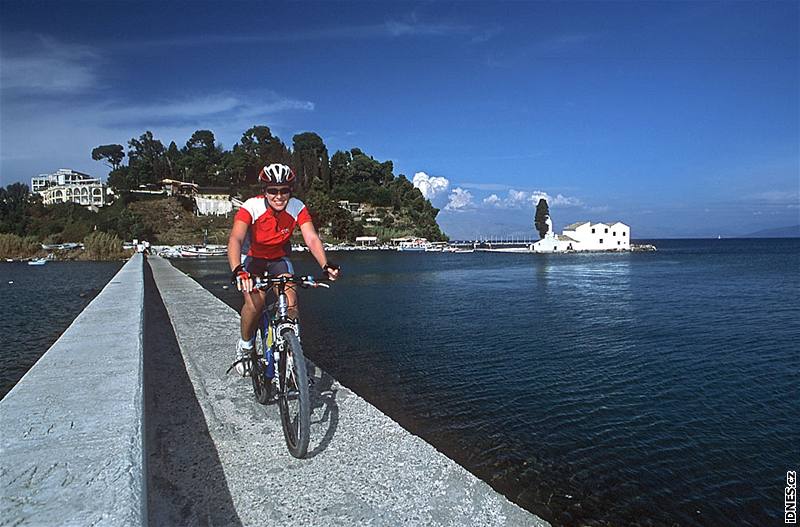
[174,239,799,527]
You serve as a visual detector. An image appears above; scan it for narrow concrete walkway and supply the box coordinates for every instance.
[1,254,145,527]
[148,256,548,527]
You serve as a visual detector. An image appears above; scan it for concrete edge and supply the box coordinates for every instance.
[0,254,146,526]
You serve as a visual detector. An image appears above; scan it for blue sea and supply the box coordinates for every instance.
[0,261,123,399]
[1,240,797,525]
[173,238,799,526]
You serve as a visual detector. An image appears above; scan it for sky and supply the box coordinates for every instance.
[1,0,797,239]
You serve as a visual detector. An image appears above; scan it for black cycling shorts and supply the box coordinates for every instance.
[243,256,294,278]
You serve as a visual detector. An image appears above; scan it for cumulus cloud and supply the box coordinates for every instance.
[483,194,501,206]
[412,172,450,200]
[481,189,583,209]
[445,188,474,211]
[507,189,530,206]
[551,193,583,206]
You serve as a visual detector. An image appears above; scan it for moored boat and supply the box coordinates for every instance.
[179,245,227,257]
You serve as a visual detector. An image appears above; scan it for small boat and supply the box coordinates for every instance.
[28,258,47,266]
[179,245,227,257]
[397,245,427,252]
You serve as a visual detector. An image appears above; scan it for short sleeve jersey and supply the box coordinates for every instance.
[234,196,312,259]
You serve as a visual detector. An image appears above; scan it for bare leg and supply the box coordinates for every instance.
[241,289,266,340]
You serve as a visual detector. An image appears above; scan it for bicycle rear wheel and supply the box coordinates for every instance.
[250,326,271,405]
[277,329,310,458]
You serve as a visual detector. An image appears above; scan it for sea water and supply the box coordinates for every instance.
[0,261,123,399]
[175,238,798,526]
[5,239,794,525]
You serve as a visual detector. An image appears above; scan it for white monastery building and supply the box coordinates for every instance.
[31,168,110,208]
[561,221,630,251]
[532,213,631,253]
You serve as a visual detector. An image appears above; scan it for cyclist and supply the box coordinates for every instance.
[227,163,339,376]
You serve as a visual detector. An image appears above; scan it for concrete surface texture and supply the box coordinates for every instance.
[148,255,549,527]
[0,254,145,526]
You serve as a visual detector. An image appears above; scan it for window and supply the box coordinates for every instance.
[591,228,595,233]
[617,241,621,245]
[623,231,626,236]
[600,239,604,244]
[613,231,616,236]
[604,228,608,233]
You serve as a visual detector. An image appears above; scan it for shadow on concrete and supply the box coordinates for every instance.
[143,259,243,526]
[306,364,339,459]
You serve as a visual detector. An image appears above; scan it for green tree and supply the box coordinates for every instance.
[534,198,550,239]
[164,141,182,179]
[127,131,168,188]
[291,132,329,196]
[227,126,291,192]
[91,144,125,170]
[181,129,223,186]
[0,183,33,236]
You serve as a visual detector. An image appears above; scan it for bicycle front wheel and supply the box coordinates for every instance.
[250,326,271,405]
[277,329,310,458]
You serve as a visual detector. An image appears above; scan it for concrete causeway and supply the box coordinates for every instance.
[2,254,549,526]
[1,254,146,526]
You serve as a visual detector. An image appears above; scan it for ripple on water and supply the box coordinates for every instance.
[173,239,800,526]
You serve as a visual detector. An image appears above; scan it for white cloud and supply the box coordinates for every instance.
[0,90,316,183]
[483,194,501,206]
[477,189,584,209]
[507,189,529,205]
[1,36,101,94]
[445,188,474,211]
[456,182,514,191]
[100,93,314,128]
[551,193,583,207]
[530,191,549,204]
[412,172,450,200]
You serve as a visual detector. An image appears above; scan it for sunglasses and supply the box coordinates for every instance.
[265,187,291,196]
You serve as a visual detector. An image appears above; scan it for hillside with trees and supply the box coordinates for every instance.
[1,126,447,247]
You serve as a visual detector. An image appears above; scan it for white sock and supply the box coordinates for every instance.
[239,337,254,349]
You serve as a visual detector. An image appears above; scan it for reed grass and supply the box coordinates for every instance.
[0,234,41,259]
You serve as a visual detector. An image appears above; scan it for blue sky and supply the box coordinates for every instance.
[1,1,797,238]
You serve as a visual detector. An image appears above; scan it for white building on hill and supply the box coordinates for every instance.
[195,189,232,216]
[31,168,109,208]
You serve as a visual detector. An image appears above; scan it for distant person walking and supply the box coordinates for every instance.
[226,163,339,376]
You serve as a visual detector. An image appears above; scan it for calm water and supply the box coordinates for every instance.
[0,261,123,399]
[175,239,799,526]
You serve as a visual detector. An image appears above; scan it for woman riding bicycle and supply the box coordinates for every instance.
[227,163,339,376]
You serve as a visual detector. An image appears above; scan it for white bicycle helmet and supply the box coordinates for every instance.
[259,163,296,185]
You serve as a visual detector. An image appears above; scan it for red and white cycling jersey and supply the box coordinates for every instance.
[234,196,312,259]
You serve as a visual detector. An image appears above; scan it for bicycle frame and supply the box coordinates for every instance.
[257,279,299,383]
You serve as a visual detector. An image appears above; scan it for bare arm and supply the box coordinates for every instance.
[299,221,338,280]
[228,220,256,292]
[228,219,249,272]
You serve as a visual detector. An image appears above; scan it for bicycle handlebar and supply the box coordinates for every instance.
[253,274,332,290]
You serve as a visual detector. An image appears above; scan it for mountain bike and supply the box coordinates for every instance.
[249,274,330,458]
